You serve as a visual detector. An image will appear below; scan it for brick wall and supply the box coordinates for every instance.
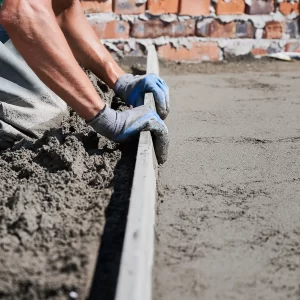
[81,0,300,62]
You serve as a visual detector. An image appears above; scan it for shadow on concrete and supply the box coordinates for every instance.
[88,142,137,300]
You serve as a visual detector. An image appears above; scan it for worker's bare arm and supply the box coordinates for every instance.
[0,0,104,120]
[53,0,125,88]
[50,0,170,120]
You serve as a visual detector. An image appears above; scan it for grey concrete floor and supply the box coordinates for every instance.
[154,64,300,300]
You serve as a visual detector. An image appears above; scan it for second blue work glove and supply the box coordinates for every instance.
[87,105,169,164]
[114,74,170,120]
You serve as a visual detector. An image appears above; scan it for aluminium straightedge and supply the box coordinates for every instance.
[114,45,159,300]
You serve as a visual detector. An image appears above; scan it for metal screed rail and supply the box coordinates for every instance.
[115,45,159,300]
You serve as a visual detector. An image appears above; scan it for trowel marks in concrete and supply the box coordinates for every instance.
[155,62,300,300]
[0,73,137,300]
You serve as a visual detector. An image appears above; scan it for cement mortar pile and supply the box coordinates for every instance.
[0,72,137,300]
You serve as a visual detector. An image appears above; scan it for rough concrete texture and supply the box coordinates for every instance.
[0,72,136,300]
[155,61,300,300]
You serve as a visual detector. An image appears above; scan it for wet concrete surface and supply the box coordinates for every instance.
[155,62,300,300]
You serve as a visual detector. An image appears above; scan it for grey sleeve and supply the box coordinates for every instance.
[0,40,68,149]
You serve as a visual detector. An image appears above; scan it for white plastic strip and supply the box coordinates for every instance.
[114,45,159,300]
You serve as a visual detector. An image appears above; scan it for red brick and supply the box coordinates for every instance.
[114,0,145,14]
[263,21,285,39]
[81,0,112,13]
[292,1,299,13]
[147,0,179,14]
[286,20,299,38]
[285,41,300,52]
[157,42,220,62]
[131,20,195,38]
[197,19,255,39]
[236,21,255,38]
[251,48,267,56]
[279,1,299,15]
[246,0,274,15]
[196,19,235,38]
[215,0,245,15]
[179,0,210,16]
[89,20,130,39]
[279,1,292,15]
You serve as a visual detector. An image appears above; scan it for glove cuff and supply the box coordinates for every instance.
[87,105,118,140]
[113,73,134,98]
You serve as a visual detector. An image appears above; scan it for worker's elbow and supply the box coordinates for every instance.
[0,1,51,31]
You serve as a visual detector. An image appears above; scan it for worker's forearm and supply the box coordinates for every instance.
[56,0,125,88]
[0,0,104,120]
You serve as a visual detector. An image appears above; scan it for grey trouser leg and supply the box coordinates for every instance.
[0,40,68,149]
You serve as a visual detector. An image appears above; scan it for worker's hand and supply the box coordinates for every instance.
[87,105,169,164]
[114,74,170,120]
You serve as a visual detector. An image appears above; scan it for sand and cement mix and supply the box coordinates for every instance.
[0,72,137,300]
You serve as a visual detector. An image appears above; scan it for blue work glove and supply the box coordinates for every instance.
[87,105,169,164]
[114,74,170,120]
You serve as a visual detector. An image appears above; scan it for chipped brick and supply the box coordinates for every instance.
[196,19,235,38]
[114,0,145,14]
[131,20,195,38]
[89,20,130,39]
[236,21,255,38]
[147,0,179,14]
[286,20,299,38]
[279,1,299,15]
[81,0,112,13]
[263,21,285,39]
[179,0,210,16]
[215,0,245,15]
[246,0,274,15]
[251,48,267,56]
